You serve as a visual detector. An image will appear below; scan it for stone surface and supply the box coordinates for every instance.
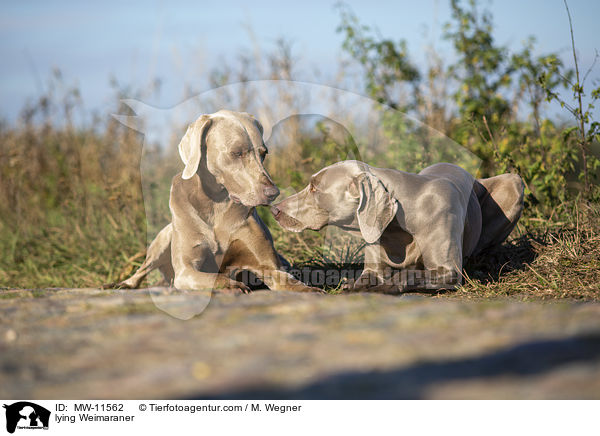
[1,288,600,399]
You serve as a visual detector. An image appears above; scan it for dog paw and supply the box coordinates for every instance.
[341,270,382,292]
[231,280,252,294]
[101,281,131,290]
[215,281,252,295]
[215,288,249,295]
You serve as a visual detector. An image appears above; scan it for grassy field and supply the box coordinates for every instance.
[0,112,598,301]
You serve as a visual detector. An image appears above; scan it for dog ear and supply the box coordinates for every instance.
[178,115,213,180]
[354,172,398,244]
[253,118,264,135]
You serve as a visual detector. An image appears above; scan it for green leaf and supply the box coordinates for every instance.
[561,126,577,140]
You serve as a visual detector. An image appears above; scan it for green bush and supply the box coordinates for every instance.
[337,0,600,216]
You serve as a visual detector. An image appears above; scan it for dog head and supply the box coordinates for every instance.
[271,161,397,243]
[178,110,279,207]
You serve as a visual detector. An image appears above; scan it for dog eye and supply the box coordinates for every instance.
[231,150,244,158]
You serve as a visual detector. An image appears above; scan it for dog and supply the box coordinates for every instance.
[117,110,316,293]
[271,160,524,293]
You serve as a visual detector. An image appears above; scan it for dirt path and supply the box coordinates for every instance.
[1,288,600,399]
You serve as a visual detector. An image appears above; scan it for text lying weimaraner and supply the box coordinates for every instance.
[271,160,524,292]
[118,110,317,293]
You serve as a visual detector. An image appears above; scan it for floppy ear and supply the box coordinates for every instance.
[253,118,264,135]
[354,172,398,244]
[178,115,213,180]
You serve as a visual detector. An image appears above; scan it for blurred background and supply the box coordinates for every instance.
[1,0,599,296]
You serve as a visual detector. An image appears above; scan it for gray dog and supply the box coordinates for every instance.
[118,110,316,293]
[271,160,524,292]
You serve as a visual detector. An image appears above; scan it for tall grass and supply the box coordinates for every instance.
[0,78,168,287]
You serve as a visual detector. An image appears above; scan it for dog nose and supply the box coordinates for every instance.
[263,185,280,202]
[271,206,281,218]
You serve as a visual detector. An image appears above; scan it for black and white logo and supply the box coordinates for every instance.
[3,402,50,434]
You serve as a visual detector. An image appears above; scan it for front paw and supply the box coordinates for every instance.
[213,276,252,294]
[342,270,383,292]
[227,280,251,294]
[102,280,132,290]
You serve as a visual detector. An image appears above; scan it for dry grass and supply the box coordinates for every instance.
[454,201,600,301]
[0,104,165,288]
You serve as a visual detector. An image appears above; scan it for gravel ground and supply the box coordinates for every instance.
[1,287,600,399]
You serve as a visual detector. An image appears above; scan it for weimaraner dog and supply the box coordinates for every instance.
[271,160,524,293]
[118,110,316,293]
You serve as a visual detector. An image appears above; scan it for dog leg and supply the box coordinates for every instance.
[118,224,173,289]
[173,267,250,293]
[343,243,389,291]
[224,217,321,293]
[259,269,323,293]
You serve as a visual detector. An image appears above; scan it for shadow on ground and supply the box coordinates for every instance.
[463,233,542,284]
[193,333,600,399]
[284,233,542,292]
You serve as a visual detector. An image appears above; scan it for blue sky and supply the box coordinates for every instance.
[1,0,599,123]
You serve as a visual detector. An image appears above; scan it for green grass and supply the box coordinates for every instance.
[0,199,147,289]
